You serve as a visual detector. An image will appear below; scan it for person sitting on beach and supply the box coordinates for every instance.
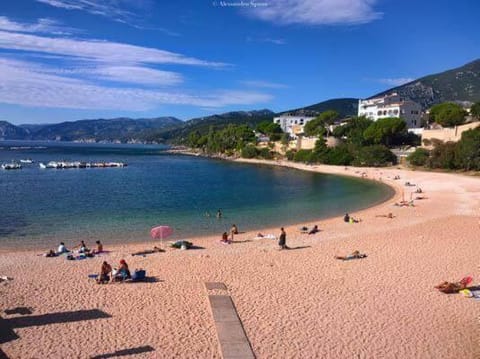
[114,259,131,282]
[308,225,319,235]
[435,276,472,294]
[91,240,103,255]
[349,216,361,223]
[344,213,350,223]
[335,250,367,261]
[97,261,112,284]
[220,232,231,244]
[57,242,69,254]
[416,187,423,193]
[73,240,90,253]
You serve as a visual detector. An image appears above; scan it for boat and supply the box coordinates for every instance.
[1,162,22,170]
[20,159,34,164]
[38,160,127,169]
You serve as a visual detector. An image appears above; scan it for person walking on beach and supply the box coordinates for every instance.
[217,209,222,219]
[278,227,288,250]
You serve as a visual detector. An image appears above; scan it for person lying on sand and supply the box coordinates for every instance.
[376,213,394,219]
[308,225,320,234]
[45,249,57,257]
[131,246,163,256]
[435,276,473,293]
[97,261,112,284]
[335,250,367,261]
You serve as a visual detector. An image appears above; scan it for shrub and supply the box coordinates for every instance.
[407,148,430,166]
[352,145,397,167]
[429,103,466,127]
[293,149,314,163]
[257,147,273,160]
[241,145,258,159]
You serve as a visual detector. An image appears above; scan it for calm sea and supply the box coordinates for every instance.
[0,141,394,249]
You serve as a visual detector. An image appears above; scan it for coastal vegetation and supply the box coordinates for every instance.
[408,127,480,170]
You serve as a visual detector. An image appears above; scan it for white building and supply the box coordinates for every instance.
[358,93,422,128]
[273,115,316,138]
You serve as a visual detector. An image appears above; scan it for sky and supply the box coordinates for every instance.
[0,0,479,125]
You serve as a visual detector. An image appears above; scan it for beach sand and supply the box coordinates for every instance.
[1,161,479,358]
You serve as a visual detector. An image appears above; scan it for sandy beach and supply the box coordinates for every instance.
[1,160,479,358]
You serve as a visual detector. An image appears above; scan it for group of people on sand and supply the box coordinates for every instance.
[97,259,131,284]
[344,213,361,223]
[45,240,104,257]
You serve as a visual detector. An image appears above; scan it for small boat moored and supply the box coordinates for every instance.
[1,162,22,170]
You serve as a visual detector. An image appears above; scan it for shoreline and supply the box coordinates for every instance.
[0,155,399,254]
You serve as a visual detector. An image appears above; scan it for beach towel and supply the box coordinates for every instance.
[88,274,99,279]
[254,234,276,240]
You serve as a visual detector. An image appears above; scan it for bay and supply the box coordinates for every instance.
[0,141,394,249]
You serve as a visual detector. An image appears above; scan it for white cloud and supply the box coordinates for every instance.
[35,0,178,35]
[241,80,288,89]
[0,30,226,67]
[377,77,414,86]
[0,58,271,110]
[0,17,270,113]
[245,0,382,26]
[36,0,135,19]
[246,36,286,45]
[33,63,183,86]
[0,16,77,35]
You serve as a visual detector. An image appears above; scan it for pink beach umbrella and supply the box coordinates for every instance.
[150,225,173,248]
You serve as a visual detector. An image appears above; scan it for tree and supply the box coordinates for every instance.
[333,116,373,146]
[363,117,407,146]
[318,110,340,125]
[407,148,430,166]
[303,118,326,137]
[352,145,397,167]
[455,127,480,170]
[429,103,467,127]
[470,102,480,119]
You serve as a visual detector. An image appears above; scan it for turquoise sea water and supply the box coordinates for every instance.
[0,141,394,249]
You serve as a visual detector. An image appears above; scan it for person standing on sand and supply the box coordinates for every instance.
[217,209,222,219]
[278,227,288,250]
[230,224,238,241]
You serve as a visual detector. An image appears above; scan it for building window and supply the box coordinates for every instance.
[388,110,393,116]
[377,110,382,116]
[393,109,399,115]
[383,110,387,116]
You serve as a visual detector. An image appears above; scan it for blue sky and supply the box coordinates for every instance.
[0,0,479,124]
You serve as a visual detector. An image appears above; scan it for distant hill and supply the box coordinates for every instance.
[278,98,359,118]
[0,121,30,140]
[29,117,182,142]
[144,109,275,143]
[371,59,480,108]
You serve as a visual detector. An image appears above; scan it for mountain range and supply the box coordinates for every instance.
[1,58,479,143]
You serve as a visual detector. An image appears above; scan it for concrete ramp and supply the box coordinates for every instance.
[205,283,255,359]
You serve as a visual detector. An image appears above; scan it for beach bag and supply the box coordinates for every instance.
[132,269,146,281]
